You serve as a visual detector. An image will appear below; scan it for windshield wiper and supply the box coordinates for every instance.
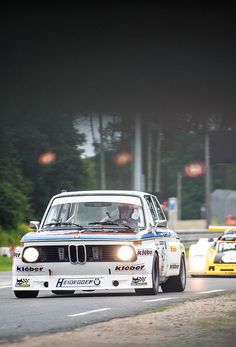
[44,222,84,229]
[88,221,119,226]
[88,221,133,230]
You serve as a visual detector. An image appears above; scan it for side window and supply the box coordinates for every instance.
[145,196,158,222]
[152,196,166,220]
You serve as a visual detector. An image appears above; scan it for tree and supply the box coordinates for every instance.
[0,127,32,228]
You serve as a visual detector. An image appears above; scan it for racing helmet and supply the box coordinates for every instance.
[221,228,236,241]
[118,203,134,217]
[224,229,235,235]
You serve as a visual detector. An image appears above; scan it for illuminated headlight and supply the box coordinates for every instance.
[117,246,135,261]
[23,247,39,263]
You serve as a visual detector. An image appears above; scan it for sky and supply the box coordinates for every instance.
[1,2,236,124]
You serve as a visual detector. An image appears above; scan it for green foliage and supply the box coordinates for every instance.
[0,113,96,223]
[0,182,32,228]
[0,224,29,246]
[0,256,12,272]
[0,127,32,228]
[2,112,236,227]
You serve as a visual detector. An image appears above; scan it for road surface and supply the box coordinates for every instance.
[0,272,236,342]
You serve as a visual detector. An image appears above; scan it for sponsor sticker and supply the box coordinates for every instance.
[115,264,145,271]
[56,278,102,288]
[137,249,153,256]
[170,264,179,269]
[17,266,43,272]
[14,252,20,258]
[221,251,236,263]
[170,243,177,252]
[131,276,147,286]
[218,242,236,252]
[15,278,30,288]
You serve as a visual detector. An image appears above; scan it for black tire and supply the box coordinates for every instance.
[51,290,75,295]
[161,255,186,293]
[14,290,39,298]
[135,253,159,295]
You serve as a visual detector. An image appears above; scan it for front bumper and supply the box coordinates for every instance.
[12,273,153,291]
[189,263,236,276]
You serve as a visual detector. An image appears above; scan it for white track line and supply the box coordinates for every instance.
[142,297,174,303]
[0,284,11,289]
[199,289,225,294]
[68,307,111,317]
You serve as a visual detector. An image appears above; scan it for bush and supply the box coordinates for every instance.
[0,224,30,246]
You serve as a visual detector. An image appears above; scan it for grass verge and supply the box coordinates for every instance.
[0,256,12,272]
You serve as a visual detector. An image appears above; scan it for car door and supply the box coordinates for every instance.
[144,195,168,276]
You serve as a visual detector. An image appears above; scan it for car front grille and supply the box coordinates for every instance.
[23,245,127,263]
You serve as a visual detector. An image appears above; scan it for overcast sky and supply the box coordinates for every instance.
[1,2,236,123]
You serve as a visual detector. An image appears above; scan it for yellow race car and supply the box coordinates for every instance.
[188,226,236,276]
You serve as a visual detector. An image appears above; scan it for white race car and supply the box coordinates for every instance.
[12,190,186,298]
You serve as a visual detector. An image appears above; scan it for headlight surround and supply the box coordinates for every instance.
[23,247,39,263]
[117,246,136,261]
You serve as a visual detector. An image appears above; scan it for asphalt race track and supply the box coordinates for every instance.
[0,272,236,342]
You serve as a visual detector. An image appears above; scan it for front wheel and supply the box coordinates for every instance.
[161,255,186,293]
[14,290,39,298]
[135,253,159,295]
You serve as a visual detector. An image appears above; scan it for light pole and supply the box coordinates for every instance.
[205,131,211,227]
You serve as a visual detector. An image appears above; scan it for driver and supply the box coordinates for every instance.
[115,204,138,228]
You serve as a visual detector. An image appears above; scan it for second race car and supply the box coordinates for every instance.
[188,226,236,276]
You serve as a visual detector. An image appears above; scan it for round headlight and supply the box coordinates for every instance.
[23,247,39,262]
[117,246,135,261]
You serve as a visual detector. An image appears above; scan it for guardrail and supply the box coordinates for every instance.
[177,229,222,247]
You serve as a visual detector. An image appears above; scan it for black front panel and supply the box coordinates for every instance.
[24,245,123,263]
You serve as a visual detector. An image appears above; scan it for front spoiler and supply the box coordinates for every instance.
[12,274,153,291]
[189,264,236,276]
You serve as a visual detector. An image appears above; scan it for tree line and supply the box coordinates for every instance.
[1,112,236,230]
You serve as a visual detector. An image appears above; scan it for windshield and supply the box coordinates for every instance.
[42,195,145,230]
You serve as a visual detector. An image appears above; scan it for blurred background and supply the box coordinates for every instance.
[1,2,236,241]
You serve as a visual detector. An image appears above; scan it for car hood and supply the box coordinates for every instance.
[20,230,156,243]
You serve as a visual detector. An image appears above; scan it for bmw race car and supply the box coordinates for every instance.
[12,190,186,298]
[188,225,236,276]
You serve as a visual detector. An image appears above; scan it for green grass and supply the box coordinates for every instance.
[0,256,13,272]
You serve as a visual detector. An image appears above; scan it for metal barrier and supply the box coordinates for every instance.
[176,229,222,247]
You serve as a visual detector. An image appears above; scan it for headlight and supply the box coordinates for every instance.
[117,246,135,261]
[23,247,39,263]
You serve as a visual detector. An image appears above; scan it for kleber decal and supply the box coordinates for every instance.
[56,278,102,288]
[15,279,30,288]
[17,266,44,272]
[131,276,147,286]
[137,249,153,256]
[170,264,179,269]
[115,264,145,271]
[14,252,20,258]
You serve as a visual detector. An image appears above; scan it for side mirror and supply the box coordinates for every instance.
[29,221,40,232]
[155,219,168,228]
